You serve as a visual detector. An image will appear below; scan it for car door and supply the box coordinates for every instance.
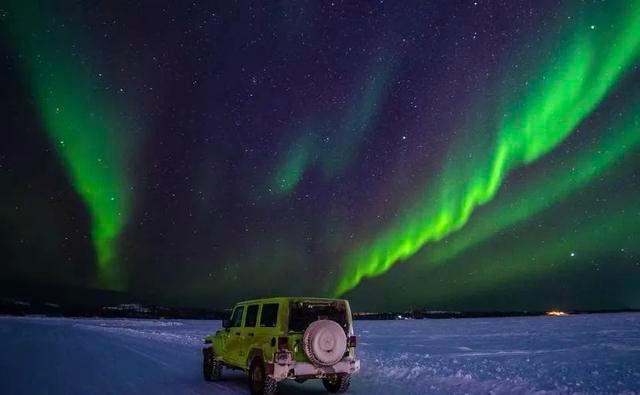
[256,302,280,361]
[240,304,260,364]
[225,305,245,367]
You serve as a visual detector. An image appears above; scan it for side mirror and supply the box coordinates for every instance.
[222,319,231,328]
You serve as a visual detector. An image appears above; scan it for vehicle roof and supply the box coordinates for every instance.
[233,296,347,305]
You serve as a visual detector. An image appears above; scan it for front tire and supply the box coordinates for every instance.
[249,358,278,395]
[203,348,222,381]
[322,374,351,393]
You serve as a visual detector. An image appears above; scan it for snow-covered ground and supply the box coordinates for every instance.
[1,313,639,394]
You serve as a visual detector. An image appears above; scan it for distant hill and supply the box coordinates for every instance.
[0,281,135,308]
[0,281,227,319]
[2,281,637,320]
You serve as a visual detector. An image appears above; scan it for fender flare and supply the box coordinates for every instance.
[246,348,264,369]
[203,337,223,361]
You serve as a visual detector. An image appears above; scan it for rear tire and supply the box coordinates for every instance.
[203,348,222,382]
[322,374,351,393]
[249,358,278,395]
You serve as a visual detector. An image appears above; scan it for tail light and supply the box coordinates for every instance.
[278,336,288,350]
[348,335,357,348]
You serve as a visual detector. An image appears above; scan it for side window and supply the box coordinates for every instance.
[245,305,259,327]
[260,303,279,327]
[230,305,245,327]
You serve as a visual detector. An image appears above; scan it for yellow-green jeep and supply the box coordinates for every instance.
[202,297,360,395]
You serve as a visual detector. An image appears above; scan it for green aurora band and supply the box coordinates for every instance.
[335,3,640,296]
[414,191,640,310]
[271,59,393,195]
[444,189,639,305]
[4,1,136,288]
[428,102,640,267]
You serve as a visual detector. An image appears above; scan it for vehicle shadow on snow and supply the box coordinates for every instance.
[205,374,332,394]
[271,380,330,395]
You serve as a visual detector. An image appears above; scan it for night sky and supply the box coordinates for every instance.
[1,1,639,311]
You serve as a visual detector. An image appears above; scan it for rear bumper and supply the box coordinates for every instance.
[268,358,360,381]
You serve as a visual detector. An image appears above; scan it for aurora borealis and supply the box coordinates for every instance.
[335,2,640,296]
[1,1,639,311]
[4,1,141,289]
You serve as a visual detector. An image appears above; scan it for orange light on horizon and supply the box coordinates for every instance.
[546,310,569,316]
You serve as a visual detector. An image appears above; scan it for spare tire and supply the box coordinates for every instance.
[303,320,347,366]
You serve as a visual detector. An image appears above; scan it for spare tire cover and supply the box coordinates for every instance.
[303,320,347,366]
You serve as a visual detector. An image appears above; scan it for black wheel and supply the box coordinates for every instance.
[202,348,222,382]
[249,358,278,395]
[322,374,351,393]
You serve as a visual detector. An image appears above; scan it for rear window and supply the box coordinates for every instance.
[289,300,348,333]
[260,303,279,327]
[245,305,259,327]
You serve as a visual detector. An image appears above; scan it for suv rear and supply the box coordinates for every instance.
[202,297,360,394]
